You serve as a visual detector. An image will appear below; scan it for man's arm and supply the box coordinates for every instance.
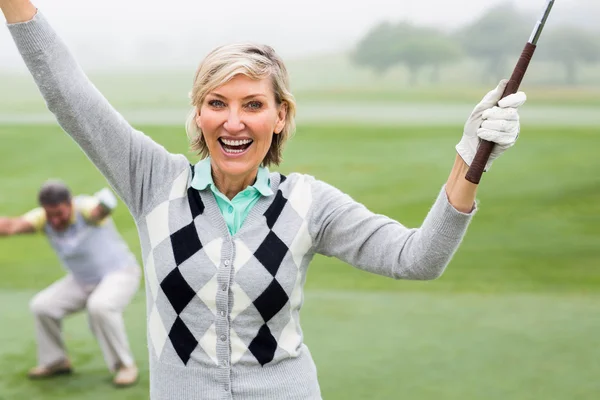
[87,204,111,224]
[0,216,36,236]
[82,188,118,225]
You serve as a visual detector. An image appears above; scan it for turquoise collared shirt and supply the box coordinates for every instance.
[190,157,274,235]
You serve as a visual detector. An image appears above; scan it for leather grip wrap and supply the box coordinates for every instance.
[465,42,537,184]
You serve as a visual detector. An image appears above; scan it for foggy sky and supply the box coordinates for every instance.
[0,0,581,71]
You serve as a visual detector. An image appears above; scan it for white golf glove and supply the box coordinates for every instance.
[95,187,117,211]
[456,79,527,171]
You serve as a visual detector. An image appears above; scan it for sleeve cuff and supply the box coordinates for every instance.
[424,184,477,238]
[7,10,57,55]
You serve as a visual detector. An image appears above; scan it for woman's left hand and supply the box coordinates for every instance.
[456,79,527,172]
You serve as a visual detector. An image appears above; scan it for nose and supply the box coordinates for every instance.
[223,108,245,133]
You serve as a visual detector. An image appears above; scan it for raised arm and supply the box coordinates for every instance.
[451,79,526,211]
[79,188,119,225]
[0,216,36,236]
[308,81,526,280]
[1,2,189,219]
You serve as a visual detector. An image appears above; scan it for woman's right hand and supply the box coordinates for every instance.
[0,0,36,23]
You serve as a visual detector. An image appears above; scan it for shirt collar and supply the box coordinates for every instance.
[190,157,273,197]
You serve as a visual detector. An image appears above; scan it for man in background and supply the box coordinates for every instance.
[0,180,141,387]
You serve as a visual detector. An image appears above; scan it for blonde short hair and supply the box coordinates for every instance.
[185,43,296,167]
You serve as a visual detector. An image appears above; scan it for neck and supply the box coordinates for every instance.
[211,164,259,200]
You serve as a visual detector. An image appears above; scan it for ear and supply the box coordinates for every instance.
[274,103,288,134]
[194,108,202,131]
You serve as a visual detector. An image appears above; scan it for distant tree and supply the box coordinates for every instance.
[351,21,463,85]
[537,26,600,85]
[457,2,531,83]
[350,22,399,75]
[397,25,463,85]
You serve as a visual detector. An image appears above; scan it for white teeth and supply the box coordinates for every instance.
[221,138,252,146]
[224,148,244,154]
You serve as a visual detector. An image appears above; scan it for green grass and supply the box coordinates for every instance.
[0,123,599,399]
[2,290,599,400]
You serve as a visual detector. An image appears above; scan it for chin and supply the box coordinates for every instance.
[222,160,256,177]
[214,155,260,176]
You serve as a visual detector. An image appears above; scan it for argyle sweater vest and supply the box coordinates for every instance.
[139,167,322,399]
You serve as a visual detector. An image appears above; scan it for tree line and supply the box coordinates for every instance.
[351,3,600,85]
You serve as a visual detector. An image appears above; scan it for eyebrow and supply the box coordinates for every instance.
[208,93,268,101]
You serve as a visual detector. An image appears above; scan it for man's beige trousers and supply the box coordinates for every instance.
[29,266,141,372]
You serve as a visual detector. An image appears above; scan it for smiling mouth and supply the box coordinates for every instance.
[219,138,253,154]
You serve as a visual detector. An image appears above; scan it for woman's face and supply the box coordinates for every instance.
[196,74,287,180]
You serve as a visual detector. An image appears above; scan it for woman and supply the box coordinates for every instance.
[2,2,526,399]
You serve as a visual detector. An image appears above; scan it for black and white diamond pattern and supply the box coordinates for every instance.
[253,279,289,323]
[264,190,287,229]
[187,185,205,218]
[161,267,196,314]
[145,168,222,366]
[145,170,314,368]
[170,222,203,266]
[169,316,198,365]
[248,324,278,366]
[277,175,313,356]
[230,174,314,366]
[254,231,288,277]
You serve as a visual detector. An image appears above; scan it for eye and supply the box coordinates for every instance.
[245,101,263,110]
[207,99,226,108]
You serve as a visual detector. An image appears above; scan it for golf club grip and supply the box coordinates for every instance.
[465,42,537,184]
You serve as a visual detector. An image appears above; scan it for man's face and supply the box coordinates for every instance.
[43,202,73,232]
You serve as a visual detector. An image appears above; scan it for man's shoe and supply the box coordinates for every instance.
[113,365,138,387]
[27,359,72,379]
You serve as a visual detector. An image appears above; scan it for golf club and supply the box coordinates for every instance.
[465,0,556,184]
